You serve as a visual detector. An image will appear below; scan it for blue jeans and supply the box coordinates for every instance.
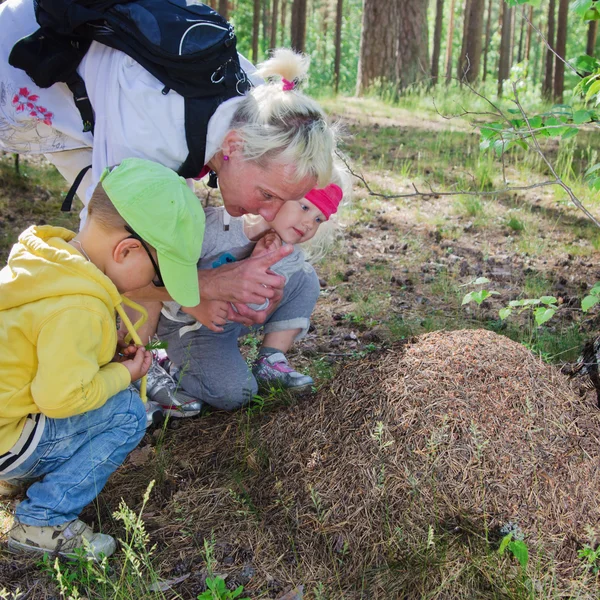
[4,389,146,527]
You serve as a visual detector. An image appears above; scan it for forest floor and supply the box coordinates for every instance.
[1,95,600,598]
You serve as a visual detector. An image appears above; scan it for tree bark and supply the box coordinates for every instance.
[457,0,471,80]
[517,9,525,62]
[334,0,344,93]
[587,19,598,57]
[290,0,307,53]
[482,0,492,81]
[554,0,569,102]
[252,0,261,63]
[270,0,279,50]
[524,5,533,61]
[542,0,555,99]
[356,0,429,95]
[431,0,444,85]
[498,4,513,96]
[458,0,485,82]
[444,0,457,84]
[218,0,228,20]
[280,0,287,45]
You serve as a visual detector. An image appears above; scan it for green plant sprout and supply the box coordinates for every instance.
[498,531,529,573]
[578,543,600,574]
[461,277,499,306]
[581,282,600,313]
[197,577,250,600]
[499,296,559,326]
[145,339,169,351]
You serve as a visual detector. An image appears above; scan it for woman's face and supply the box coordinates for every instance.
[216,139,317,222]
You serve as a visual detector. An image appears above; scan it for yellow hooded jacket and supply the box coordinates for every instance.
[0,225,138,455]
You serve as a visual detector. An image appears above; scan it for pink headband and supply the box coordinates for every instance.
[305,184,343,220]
[282,78,295,91]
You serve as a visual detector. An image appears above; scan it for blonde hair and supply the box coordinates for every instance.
[87,182,128,231]
[230,48,337,187]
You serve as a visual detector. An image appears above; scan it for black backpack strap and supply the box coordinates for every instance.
[61,164,92,211]
[65,73,95,133]
[177,96,218,179]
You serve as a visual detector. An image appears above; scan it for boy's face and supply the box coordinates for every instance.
[267,197,326,244]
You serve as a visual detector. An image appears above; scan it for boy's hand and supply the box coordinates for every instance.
[251,231,282,258]
[122,346,152,382]
[182,300,229,332]
[112,331,138,363]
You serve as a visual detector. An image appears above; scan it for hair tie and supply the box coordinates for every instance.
[282,78,296,91]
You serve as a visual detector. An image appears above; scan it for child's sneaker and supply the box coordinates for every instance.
[0,480,23,498]
[145,400,165,428]
[252,352,314,392]
[141,359,203,418]
[8,519,116,560]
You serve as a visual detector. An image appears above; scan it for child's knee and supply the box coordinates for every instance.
[116,390,147,442]
[203,378,258,411]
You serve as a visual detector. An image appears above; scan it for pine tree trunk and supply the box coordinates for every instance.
[542,0,555,99]
[498,4,513,96]
[357,0,428,95]
[554,0,569,102]
[334,0,344,93]
[431,0,444,85]
[587,19,598,57]
[218,0,228,19]
[458,0,485,82]
[517,10,525,62]
[482,0,492,81]
[280,0,287,45]
[290,0,307,53]
[262,0,270,55]
[444,0,457,84]
[457,0,471,80]
[252,0,261,62]
[270,0,279,50]
[525,5,533,61]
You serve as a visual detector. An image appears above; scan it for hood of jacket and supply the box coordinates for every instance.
[0,225,123,312]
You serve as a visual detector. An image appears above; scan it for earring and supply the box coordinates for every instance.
[223,155,229,161]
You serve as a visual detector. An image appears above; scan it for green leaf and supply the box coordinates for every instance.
[573,109,592,124]
[539,296,557,305]
[562,127,579,140]
[509,539,529,571]
[573,54,600,73]
[585,79,600,102]
[534,307,556,326]
[589,282,600,295]
[584,7,600,20]
[582,295,600,312]
[573,0,595,18]
[145,339,169,351]
[528,115,543,129]
[586,163,600,177]
[522,298,541,306]
[506,0,541,6]
[509,300,527,307]
[472,277,491,285]
[462,292,474,305]
[499,307,512,320]
[498,532,513,556]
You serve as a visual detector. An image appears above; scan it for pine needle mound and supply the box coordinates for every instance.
[111,329,600,596]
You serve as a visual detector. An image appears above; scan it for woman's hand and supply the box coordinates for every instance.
[121,346,153,382]
[182,300,229,332]
[198,244,292,306]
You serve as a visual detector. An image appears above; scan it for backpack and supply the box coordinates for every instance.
[9,0,251,207]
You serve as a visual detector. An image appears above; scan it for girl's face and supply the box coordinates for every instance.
[267,197,327,244]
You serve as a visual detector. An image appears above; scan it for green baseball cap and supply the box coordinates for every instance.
[100,158,205,307]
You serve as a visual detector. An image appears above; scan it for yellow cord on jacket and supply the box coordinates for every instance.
[115,298,148,401]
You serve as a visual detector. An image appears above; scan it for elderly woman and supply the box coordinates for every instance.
[0,0,337,417]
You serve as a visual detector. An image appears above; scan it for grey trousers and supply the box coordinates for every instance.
[156,265,320,411]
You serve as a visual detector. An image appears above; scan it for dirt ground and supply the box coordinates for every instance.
[1,99,600,597]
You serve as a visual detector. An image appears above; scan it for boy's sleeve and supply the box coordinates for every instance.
[31,308,131,418]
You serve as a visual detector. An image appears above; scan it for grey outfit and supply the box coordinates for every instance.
[157,207,320,411]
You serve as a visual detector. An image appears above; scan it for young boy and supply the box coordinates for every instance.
[0,157,205,559]
[157,183,343,412]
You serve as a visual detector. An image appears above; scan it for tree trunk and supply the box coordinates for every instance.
[262,0,270,55]
[498,4,513,96]
[431,0,444,85]
[509,4,516,66]
[444,0,457,84]
[270,0,279,50]
[457,0,471,80]
[290,0,307,53]
[542,0,555,99]
[587,19,598,57]
[252,0,260,62]
[280,0,287,45]
[458,0,485,82]
[517,9,525,62]
[334,0,344,93]
[554,0,569,102]
[482,0,492,81]
[218,0,228,19]
[524,5,533,61]
[356,0,429,95]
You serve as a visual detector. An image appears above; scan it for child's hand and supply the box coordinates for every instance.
[182,300,229,332]
[122,346,152,382]
[251,231,282,258]
[112,333,138,363]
